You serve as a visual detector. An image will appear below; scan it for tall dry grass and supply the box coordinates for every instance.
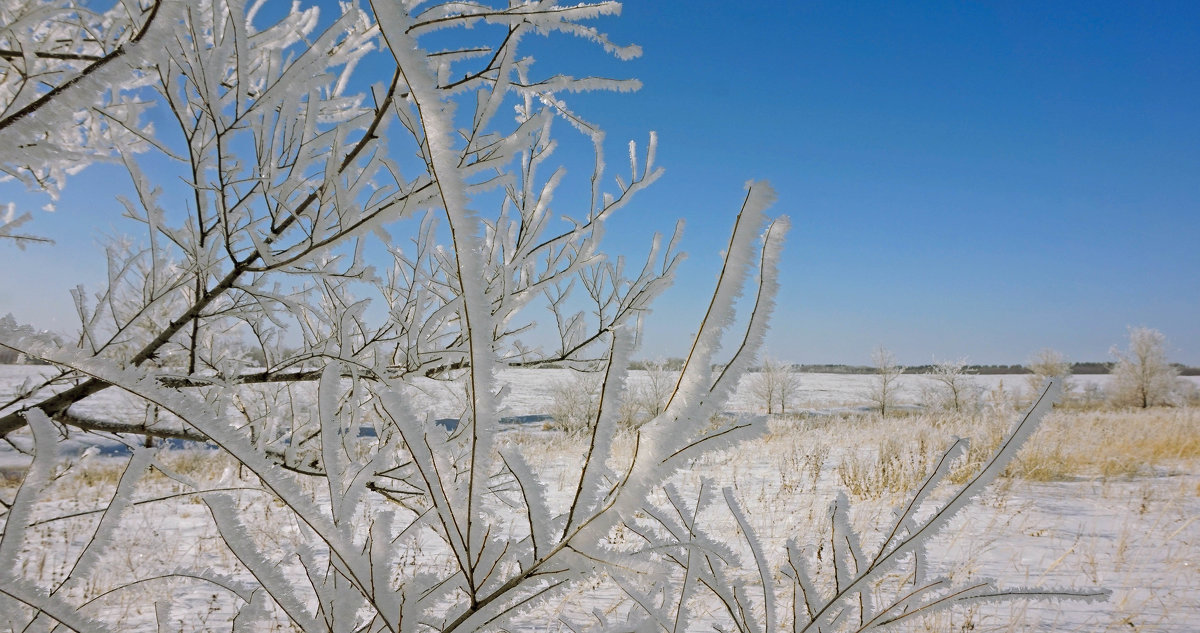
[1009,406,1200,481]
[766,404,1200,501]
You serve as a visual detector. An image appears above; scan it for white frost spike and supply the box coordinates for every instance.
[0,408,58,578]
[318,362,350,522]
[58,448,154,594]
[723,487,776,633]
[501,446,555,558]
[629,139,638,182]
[204,493,320,632]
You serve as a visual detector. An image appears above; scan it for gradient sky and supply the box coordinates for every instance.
[2,1,1198,365]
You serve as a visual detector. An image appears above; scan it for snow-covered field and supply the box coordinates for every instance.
[1,364,1184,434]
[2,365,1198,631]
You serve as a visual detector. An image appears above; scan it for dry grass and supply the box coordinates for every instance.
[3,402,1196,630]
[756,406,1200,631]
[764,405,1200,498]
[1009,407,1200,481]
[1,464,24,487]
[837,433,938,499]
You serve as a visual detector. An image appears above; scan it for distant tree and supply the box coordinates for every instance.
[633,357,676,419]
[1026,348,1072,400]
[867,345,904,416]
[925,357,979,413]
[1078,381,1107,408]
[554,359,679,434]
[1109,326,1179,408]
[751,356,801,414]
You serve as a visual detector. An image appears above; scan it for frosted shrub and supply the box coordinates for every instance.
[547,366,674,435]
[922,357,983,414]
[1025,348,1072,402]
[628,358,676,422]
[0,2,1104,631]
[867,345,904,416]
[838,434,936,500]
[1108,326,1179,408]
[546,372,603,435]
[752,356,802,414]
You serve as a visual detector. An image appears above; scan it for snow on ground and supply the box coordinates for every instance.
[2,365,1199,631]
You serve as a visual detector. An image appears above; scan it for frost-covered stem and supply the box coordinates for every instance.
[671,482,706,633]
[861,580,987,629]
[564,332,624,531]
[666,183,774,410]
[712,216,788,392]
[0,50,103,62]
[723,486,776,633]
[376,1,498,599]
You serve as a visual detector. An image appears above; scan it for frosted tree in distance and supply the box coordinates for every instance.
[752,356,801,414]
[1025,347,1071,402]
[867,345,903,416]
[0,2,1104,631]
[925,357,979,413]
[1109,326,1178,408]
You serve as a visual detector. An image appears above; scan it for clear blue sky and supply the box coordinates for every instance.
[2,1,1198,366]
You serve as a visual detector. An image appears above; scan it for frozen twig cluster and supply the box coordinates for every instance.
[0,2,1104,631]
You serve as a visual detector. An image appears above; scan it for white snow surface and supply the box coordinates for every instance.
[1,365,1198,631]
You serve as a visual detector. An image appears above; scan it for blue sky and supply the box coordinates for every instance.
[2,1,1198,365]
[562,1,1200,365]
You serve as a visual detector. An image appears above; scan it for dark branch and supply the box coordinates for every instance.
[0,49,105,62]
[0,1,165,134]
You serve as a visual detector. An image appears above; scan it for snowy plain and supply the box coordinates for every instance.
[1,365,1198,631]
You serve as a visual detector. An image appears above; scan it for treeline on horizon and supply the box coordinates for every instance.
[626,359,1200,376]
[4,314,1197,376]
